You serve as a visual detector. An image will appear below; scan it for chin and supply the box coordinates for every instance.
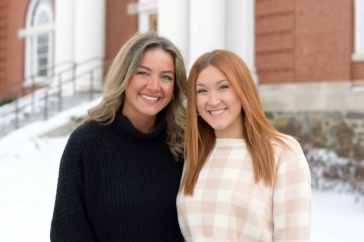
[210,126,226,131]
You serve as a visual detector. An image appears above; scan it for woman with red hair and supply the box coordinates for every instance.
[177,49,311,241]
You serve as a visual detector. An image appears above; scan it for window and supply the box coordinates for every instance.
[19,0,53,86]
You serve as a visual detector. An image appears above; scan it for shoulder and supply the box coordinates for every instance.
[273,134,303,155]
[74,121,103,135]
[272,135,307,168]
[66,121,106,147]
[279,134,302,151]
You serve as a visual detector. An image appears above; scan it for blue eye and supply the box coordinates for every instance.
[162,75,173,81]
[137,71,148,76]
[220,85,229,90]
[197,89,206,94]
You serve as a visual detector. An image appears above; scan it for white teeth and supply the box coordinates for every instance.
[141,95,159,101]
[210,109,225,115]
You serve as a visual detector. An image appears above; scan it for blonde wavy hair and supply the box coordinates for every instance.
[82,32,187,160]
[181,50,290,195]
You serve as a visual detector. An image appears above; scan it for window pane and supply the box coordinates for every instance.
[38,59,48,76]
[38,11,49,24]
[37,33,49,77]
[37,34,48,43]
[37,46,49,55]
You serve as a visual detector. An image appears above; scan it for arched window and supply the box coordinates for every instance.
[19,0,53,86]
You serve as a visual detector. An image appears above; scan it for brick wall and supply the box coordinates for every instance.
[0,0,8,94]
[353,62,364,80]
[255,0,362,84]
[255,0,295,84]
[0,0,28,98]
[294,0,352,82]
[105,0,138,66]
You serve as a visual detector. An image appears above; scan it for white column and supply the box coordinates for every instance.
[189,0,225,68]
[158,0,189,64]
[74,0,105,61]
[74,0,105,90]
[353,0,364,61]
[54,0,74,78]
[226,0,257,83]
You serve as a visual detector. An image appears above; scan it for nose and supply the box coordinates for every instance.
[146,75,160,92]
[208,91,220,106]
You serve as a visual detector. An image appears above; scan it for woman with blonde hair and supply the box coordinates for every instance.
[177,49,311,241]
[51,32,186,241]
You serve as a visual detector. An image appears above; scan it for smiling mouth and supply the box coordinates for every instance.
[209,108,226,115]
[140,94,159,101]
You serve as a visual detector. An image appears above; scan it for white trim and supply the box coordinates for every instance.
[137,1,158,13]
[352,53,364,62]
[128,1,158,15]
[18,23,54,38]
[25,0,40,29]
[127,3,138,15]
[353,0,364,62]
[137,0,158,33]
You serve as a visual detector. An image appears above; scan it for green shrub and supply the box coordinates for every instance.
[0,96,16,106]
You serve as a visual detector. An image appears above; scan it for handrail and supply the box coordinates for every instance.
[0,56,105,137]
[0,57,104,99]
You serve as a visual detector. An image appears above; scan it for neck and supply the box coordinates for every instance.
[121,110,157,133]
[131,118,156,133]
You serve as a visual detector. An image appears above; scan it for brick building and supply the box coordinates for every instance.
[256,0,364,113]
[0,0,363,113]
[0,0,137,99]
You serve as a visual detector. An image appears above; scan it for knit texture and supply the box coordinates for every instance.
[50,112,184,242]
[177,137,311,242]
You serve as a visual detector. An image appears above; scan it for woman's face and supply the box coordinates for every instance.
[122,48,175,128]
[195,65,243,138]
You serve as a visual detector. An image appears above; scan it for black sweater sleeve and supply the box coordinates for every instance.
[50,130,97,242]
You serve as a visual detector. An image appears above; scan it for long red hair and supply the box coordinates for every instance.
[181,50,289,195]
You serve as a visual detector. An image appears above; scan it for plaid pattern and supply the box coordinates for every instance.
[177,137,311,242]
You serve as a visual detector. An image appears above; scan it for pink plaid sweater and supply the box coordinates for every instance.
[177,137,311,242]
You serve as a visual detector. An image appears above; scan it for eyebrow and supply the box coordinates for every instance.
[196,79,228,86]
[138,65,175,75]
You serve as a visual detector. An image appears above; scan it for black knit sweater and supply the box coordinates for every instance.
[50,112,184,241]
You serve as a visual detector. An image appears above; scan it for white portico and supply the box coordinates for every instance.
[135,0,257,81]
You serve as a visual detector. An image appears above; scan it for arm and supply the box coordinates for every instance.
[273,141,312,242]
[50,131,97,242]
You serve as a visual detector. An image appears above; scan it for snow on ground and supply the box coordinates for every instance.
[0,98,363,242]
[311,190,364,242]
